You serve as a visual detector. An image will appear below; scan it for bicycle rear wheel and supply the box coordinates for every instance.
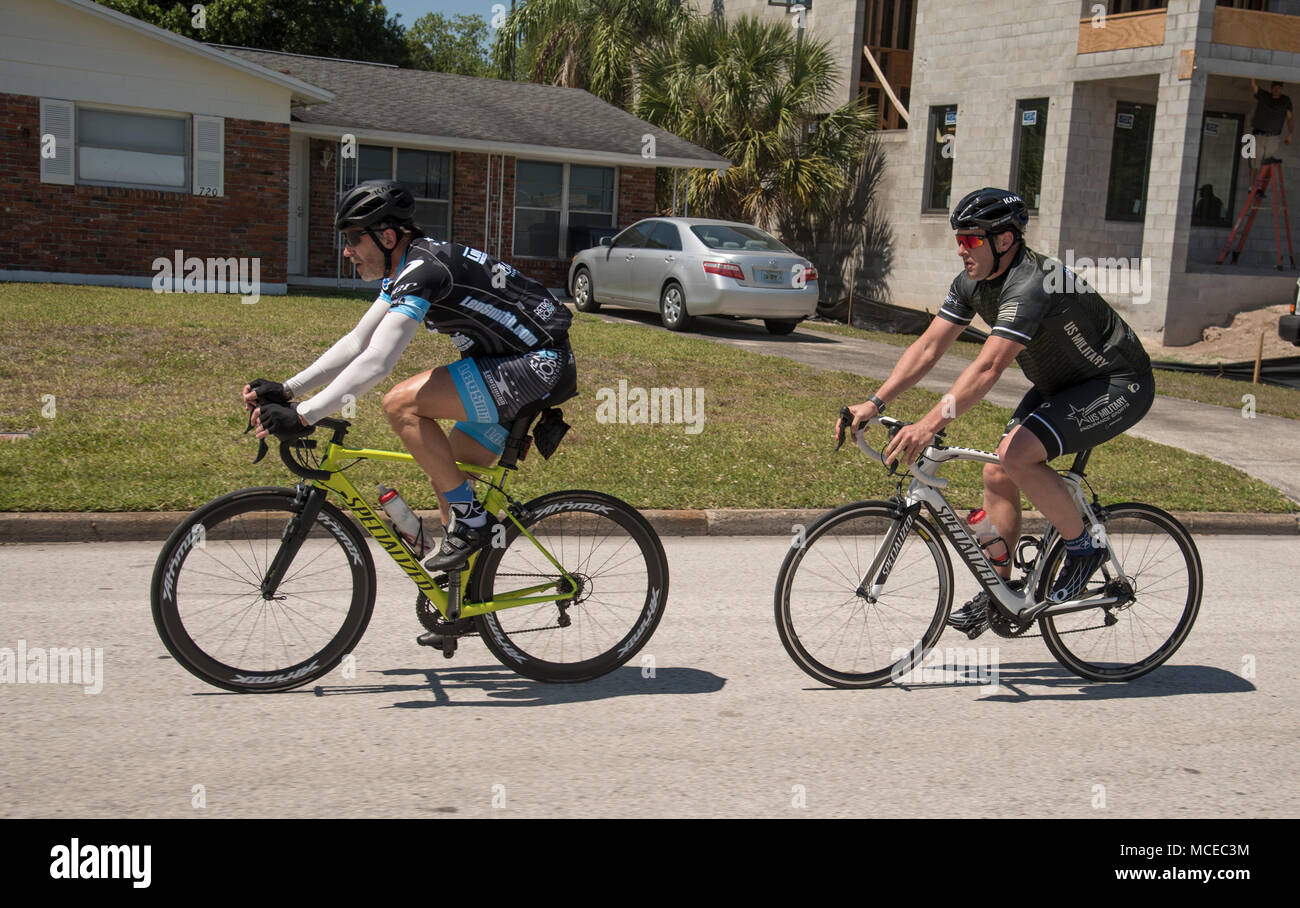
[151,487,376,692]
[774,502,953,688]
[470,491,669,682]
[1037,503,1202,682]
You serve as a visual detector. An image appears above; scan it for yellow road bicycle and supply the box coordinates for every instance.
[151,386,669,692]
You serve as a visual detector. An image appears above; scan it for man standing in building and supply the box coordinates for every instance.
[1249,78,1293,180]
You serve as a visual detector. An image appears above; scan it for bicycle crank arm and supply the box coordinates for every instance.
[260,486,328,598]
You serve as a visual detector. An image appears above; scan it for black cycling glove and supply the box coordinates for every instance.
[249,378,292,406]
[257,403,312,440]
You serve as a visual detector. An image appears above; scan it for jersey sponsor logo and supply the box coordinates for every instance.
[1066,392,1130,430]
[450,332,474,352]
[527,348,561,381]
[534,298,556,320]
[457,295,539,346]
[462,246,489,265]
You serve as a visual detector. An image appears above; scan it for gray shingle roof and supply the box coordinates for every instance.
[216,46,729,169]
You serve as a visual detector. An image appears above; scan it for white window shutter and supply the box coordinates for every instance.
[193,115,224,196]
[40,99,75,185]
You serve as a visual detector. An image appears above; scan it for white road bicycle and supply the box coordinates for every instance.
[774,410,1203,689]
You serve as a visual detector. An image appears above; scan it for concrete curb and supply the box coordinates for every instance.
[1,508,1296,543]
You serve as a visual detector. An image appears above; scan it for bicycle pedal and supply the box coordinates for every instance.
[441,637,457,659]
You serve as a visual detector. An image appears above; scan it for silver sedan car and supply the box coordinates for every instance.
[567,217,819,334]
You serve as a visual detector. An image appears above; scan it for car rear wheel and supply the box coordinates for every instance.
[764,319,800,335]
[571,268,600,313]
[659,281,692,331]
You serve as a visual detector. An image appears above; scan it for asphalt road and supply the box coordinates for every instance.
[1,535,1293,818]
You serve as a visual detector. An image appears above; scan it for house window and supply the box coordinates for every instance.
[924,104,957,212]
[1011,99,1049,211]
[356,145,452,242]
[1105,101,1156,222]
[1192,111,1243,227]
[514,161,616,259]
[77,108,188,190]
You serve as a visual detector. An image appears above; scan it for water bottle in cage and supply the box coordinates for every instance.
[966,508,1010,566]
[377,483,432,557]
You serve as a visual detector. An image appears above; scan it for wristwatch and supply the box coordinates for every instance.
[868,393,887,413]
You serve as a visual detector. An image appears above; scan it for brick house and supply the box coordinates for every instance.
[711,0,1300,345]
[220,47,728,291]
[0,0,728,296]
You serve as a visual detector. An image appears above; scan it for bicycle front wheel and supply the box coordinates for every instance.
[1038,503,1202,682]
[151,487,376,693]
[775,502,953,688]
[470,491,669,682]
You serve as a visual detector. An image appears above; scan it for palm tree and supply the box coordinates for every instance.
[493,0,693,108]
[775,132,895,321]
[634,15,874,227]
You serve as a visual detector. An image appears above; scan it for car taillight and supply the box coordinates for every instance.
[704,261,745,280]
[804,266,818,282]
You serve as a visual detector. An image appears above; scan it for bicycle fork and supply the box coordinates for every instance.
[857,506,918,603]
[260,484,328,599]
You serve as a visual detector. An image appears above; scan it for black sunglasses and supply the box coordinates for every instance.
[341,228,367,248]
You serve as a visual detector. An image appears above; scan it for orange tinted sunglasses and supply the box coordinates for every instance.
[955,234,987,250]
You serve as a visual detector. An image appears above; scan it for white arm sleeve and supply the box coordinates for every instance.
[283,297,392,398]
[294,311,420,425]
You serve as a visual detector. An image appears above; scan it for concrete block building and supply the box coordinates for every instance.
[710,0,1300,345]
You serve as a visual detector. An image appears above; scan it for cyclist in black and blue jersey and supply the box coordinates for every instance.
[840,188,1155,639]
[246,179,575,571]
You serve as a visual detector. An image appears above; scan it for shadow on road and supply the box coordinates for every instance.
[303,664,726,707]
[873,661,1254,700]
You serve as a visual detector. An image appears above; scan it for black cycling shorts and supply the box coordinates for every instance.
[1004,371,1155,460]
[448,343,576,455]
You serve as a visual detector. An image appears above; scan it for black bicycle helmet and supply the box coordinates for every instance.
[335,179,416,232]
[335,179,420,275]
[950,187,1029,273]
[950,187,1029,233]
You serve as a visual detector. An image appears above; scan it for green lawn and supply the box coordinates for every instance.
[800,319,1300,420]
[0,284,1293,513]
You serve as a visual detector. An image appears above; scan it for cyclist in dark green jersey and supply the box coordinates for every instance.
[840,188,1155,639]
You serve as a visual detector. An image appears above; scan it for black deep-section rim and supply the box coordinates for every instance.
[471,491,668,682]
[150,488,375,693]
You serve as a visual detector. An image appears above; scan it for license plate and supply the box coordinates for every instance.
[756,268,783,284]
